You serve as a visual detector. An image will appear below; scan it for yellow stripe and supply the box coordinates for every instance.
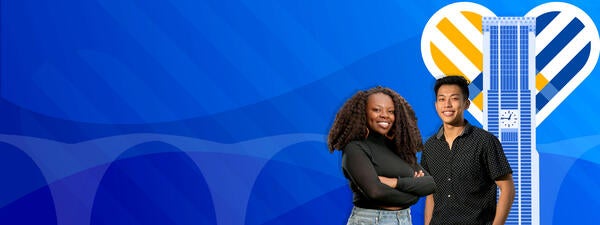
[472,92,483,111]
[461,11,483,34]
[459,74,471,83]
[431,42,463,76]
[536,72,549,91]
[437,18,483,71]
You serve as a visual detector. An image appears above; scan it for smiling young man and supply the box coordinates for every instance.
[421,76,515,225]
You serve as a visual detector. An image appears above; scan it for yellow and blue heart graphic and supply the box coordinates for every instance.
[421,2,599,126]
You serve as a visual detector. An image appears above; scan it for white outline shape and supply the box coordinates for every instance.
[421,2,495,124]
[525,2,600,126]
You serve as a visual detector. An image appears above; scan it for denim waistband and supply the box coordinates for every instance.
[350,206,411,217]
[348,206,412,225]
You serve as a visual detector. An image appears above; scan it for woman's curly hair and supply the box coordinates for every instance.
[327,86,423,165]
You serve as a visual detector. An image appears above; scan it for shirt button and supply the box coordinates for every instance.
[447,178,451,181]
[448,195,451,198]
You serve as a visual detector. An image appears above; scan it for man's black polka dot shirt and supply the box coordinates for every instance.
[421,120,513,225]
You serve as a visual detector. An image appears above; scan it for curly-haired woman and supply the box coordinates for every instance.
[328,86,436,225]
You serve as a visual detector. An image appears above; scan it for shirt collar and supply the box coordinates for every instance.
[435,119,473,140]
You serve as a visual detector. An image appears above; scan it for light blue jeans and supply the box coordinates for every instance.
[346,206,412,225]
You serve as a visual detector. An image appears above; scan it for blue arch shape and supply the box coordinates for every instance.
[259,186,351,225]
[245,141,349,225]
[91,141,216,225]
[551,146,600,225]
[0,142,57,225]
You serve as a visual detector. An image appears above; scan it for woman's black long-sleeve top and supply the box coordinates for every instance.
[342,132,436,209]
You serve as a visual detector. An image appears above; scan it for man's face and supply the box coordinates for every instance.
[435,84,470,126]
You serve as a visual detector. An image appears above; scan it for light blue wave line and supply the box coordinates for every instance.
[0,133,326,225]
[537,134,600,164]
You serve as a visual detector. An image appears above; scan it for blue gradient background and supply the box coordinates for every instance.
[1,0,599,224]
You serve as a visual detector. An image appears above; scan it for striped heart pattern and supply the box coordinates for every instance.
[421,2,599,126]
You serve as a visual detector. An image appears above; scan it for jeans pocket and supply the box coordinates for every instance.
[347,214,377,225]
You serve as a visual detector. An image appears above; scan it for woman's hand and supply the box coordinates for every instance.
[379,170,424,188]
[378,176,397,188]
[414,170,425,177]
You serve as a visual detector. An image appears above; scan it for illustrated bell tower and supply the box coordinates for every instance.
[483,17,539,225]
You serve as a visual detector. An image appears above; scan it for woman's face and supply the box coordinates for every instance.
[366,93,395,136]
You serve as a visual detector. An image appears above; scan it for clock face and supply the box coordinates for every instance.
[499,110,519,128]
